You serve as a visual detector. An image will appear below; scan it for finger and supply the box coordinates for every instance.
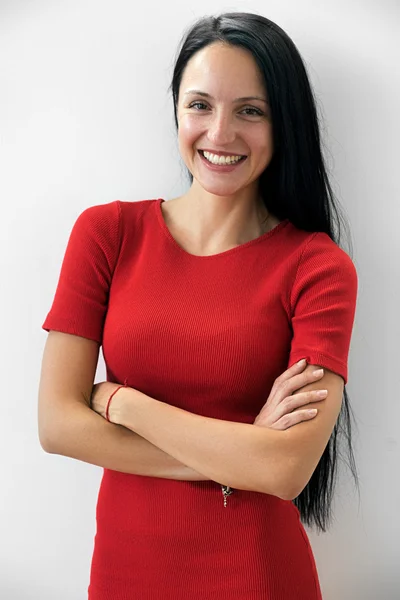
[271,359,308,393]
[270,362,313,406]
[279,359,308,381]
[280,389,328,414]
[272,408,318,431]
[280,367,325,398]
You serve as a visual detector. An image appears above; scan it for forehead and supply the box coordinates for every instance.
[179,42,266,98]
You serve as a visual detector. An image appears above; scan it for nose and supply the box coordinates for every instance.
[207,110,236,146]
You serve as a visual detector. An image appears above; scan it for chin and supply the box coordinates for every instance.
[194,179,244,197]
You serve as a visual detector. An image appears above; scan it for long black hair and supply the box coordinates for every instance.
[167,12,359,533]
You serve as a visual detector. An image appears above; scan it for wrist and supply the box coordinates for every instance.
[109,386,147,427]
[108,386,129,425]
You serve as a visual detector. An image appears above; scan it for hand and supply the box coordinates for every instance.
[253,360,327,430]
[90,381,127,423]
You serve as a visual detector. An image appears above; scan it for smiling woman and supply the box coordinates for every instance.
[39,10,358,600]
[176,42,274,200]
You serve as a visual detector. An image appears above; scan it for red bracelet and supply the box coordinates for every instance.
[105,379,128,422]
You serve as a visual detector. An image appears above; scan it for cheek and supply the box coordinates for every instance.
[178,115,204,146]
[250,124,273,151]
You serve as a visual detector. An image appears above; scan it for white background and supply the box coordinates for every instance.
[1,0,399,598]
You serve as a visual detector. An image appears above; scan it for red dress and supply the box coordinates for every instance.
[42,198,358,599]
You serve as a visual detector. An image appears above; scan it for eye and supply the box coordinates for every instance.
[188,101,208,110]
[241,107,264,116]
[188,102,264,117]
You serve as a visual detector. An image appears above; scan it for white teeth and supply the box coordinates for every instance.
[202,151,244,165]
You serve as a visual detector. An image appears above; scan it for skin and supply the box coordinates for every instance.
[162,41,282,257]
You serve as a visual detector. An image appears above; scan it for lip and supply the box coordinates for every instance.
[198,149,247,172]
[199,149,247,157]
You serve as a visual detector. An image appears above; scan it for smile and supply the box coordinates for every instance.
[198,150,247,172]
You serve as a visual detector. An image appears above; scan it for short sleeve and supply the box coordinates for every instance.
[42,201,121,344]
[287,232,358,384]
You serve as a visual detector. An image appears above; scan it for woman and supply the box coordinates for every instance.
[38,12,358,599]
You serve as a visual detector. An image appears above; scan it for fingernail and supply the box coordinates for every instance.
[313,369,324,376]
[297,359,306,365]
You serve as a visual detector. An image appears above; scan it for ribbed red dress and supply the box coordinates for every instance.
[42,198,358,599]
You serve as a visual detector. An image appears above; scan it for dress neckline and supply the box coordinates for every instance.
[155,198,290,259]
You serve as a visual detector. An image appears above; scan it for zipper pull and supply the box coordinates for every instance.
[221,485,234,507]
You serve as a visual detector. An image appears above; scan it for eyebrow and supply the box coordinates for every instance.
[184,90,269,104]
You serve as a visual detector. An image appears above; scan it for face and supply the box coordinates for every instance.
[176,42,273,199]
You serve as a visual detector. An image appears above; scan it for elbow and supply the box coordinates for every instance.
[271,485,300,502]
[278,486,302,502]
[38,417,63,454]
[260,469,308,502]
[277,474,311,502]
[271,483,302,502]
[38,428,56,454]
[258,478,299,501]
[38,405,76,454]
[38,407,58,453]
[39,438,52,454]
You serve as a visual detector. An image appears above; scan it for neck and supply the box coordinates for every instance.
[166,186,271,254]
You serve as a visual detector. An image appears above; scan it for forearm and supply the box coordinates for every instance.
[117,389,289,497]
[41,402,211,481]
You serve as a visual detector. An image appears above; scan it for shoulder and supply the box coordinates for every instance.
[117,198,159,218]
[116,198,160,230]
[288,229,358,308]
[300,231,357,283]
[74,200,120,235]
[284,224,357,282]
[75,198,159,236]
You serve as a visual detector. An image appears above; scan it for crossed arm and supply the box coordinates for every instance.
[106,364,344,500]
[39,332,343,499]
